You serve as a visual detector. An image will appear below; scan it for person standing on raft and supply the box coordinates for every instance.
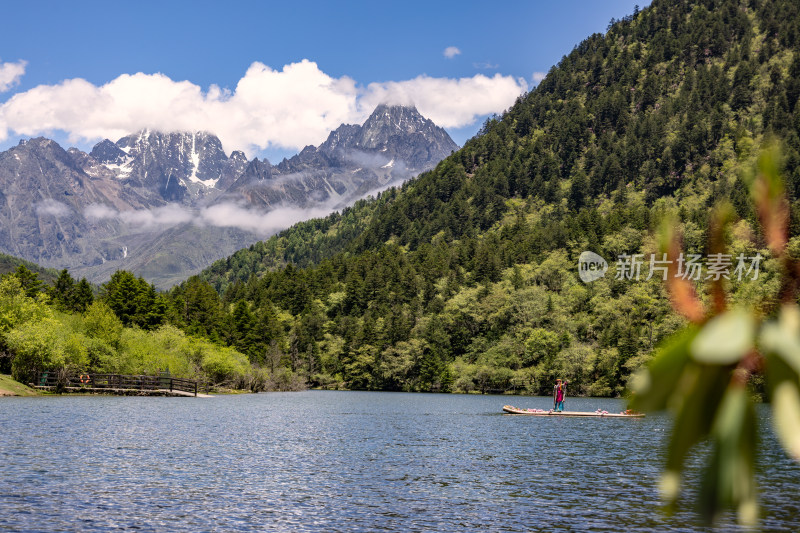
[553,379,568,412]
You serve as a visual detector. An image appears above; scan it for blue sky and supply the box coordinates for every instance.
[0,0,647,161]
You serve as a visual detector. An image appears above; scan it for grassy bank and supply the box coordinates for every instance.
[0,374,38,396]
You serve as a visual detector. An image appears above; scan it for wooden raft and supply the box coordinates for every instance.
[503,405,645,418]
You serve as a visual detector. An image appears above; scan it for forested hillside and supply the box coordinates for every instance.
[181,0,800,396]
[0,266,279,392]
[0,253,58,285]
[4,0,798,397]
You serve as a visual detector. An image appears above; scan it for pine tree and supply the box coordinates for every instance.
[73,278,94,313]
[50,269,75,311]
[14,265,43,298]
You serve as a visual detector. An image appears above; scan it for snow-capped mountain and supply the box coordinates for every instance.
[0,105,459,287]
[319,103,458,168]
[90,130,238,202]
[226,104,458,208]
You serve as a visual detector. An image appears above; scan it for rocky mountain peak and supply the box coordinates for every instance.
[90,139,129,165]
[10,137,77,169]
[345,104,459,171]
[115,130,226,163]
[233,104,459,210]
[315,104,458,168]
[319,123,361,153]
[16,136,62,153]
[229,150,247,162]
[361,104,429,141]
[0,104,459,286]
[88,129,234,202]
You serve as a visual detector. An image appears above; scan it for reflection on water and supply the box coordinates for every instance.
[0,392,797,532]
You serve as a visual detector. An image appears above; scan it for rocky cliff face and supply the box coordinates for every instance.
[89,130,239,203]
[0,105,459,287]
[226,104,458,209]
[0,138,149,268]
[320,103,458,169]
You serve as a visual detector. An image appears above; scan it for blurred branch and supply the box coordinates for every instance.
[630,144,800,527]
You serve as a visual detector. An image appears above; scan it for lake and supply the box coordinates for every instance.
[0,392,798,532]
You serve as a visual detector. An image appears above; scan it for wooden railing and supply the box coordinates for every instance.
[36,372,198,397]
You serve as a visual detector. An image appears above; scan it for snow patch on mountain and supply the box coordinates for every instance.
[103,156,134,178]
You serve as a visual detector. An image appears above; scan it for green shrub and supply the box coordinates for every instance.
[8,318,65,383]
[201,345,249,385]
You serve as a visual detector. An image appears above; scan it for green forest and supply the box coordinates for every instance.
[3,0,800,397]
[0,267,276,390]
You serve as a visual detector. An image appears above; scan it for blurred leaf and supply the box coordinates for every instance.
[751,144,788,255]
[771,380,800,461]
[664,364,733,502]
[657,216,705,323]
[630,326,698,412]
[766,352,800,462]
[636,145,794,527]
[699,383,758,526]
[762,305,800,461]
[659,470,681,504]
[707,204,735,314]
[760,305,800,375]
[691,310,754,365]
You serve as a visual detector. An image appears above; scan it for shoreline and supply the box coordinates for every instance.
[0,375,39,397]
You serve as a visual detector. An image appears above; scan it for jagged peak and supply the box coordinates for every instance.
[93,138,117,149]
[6,137,82,169]
[116,129,221,147]
[362,104,432,133]
[13,137,70,157]
[21,137,59,148]
[371,102,420,115]
[89,138,129,165]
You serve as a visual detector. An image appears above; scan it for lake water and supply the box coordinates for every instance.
[0,392,798,532]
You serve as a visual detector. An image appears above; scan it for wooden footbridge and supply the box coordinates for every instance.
[35,372,200,397]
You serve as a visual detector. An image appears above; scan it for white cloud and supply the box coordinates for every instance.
[0,60,526,155]
[532,71,547,85]
[0,61,357,155]
[200,202,334,235]
[83,204,196,229]
[0,60,26,92]
[86,203,194,229]
[85,201,338,236]
[443,46,461,59]
[85,204,118,220]
[35,199,71,218]
[119,204,196,228]
[361,74,527,128]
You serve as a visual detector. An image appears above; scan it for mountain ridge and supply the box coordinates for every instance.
[224,104,457,209]
[0,104,458,287]
[192,0,800,397]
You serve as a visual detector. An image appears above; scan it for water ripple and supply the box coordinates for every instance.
[0,392,798,531]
